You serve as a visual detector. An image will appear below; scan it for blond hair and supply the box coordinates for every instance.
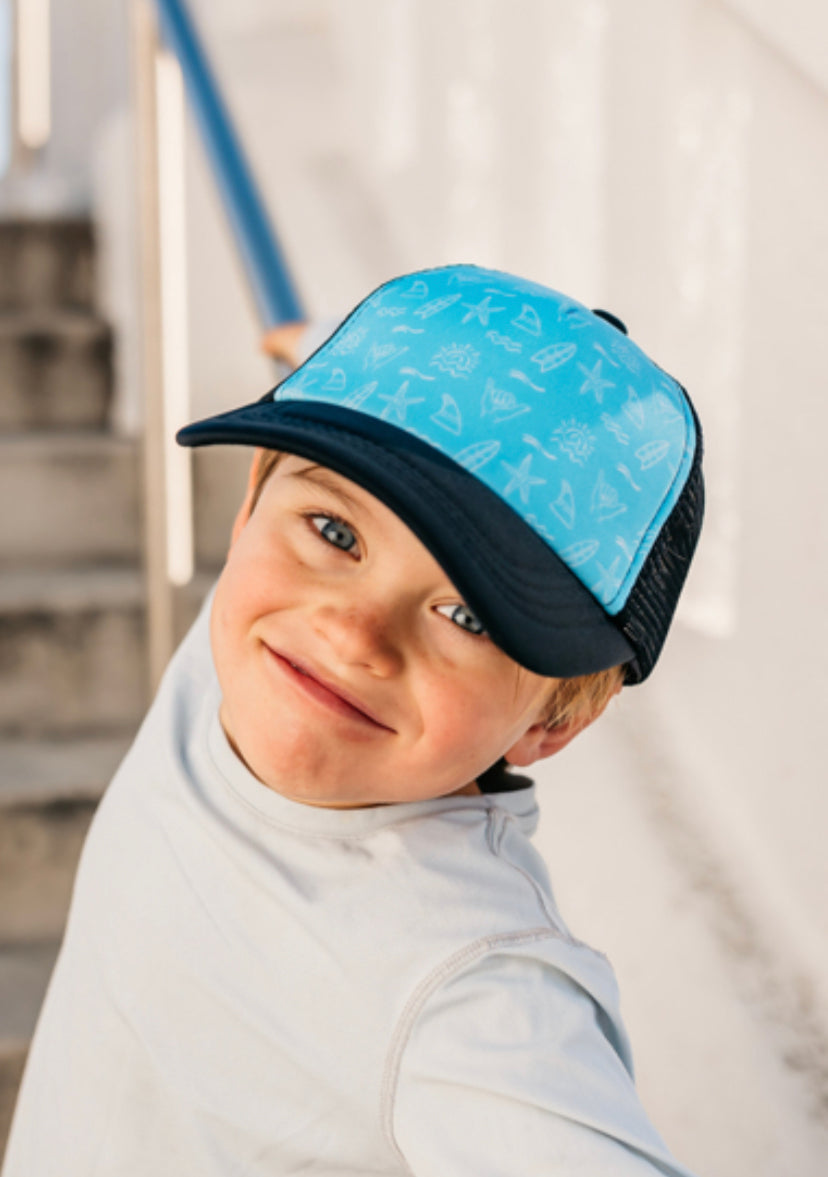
[540,663,624,730]
[249,447,284,513]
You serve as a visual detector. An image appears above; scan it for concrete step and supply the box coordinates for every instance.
[0,567,148,737]
[0,219,94,311]
[0,736,129,941]
[0,432,140,566]
[0,310,112,431]
[0,941,59,1163]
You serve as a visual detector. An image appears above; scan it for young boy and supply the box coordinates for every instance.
[4,264,704,1175]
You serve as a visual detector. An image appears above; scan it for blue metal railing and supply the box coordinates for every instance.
[153,0,305,326]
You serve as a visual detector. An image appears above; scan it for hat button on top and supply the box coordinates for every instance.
[592,309,628,335]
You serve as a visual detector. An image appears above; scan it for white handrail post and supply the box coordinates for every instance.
[2,0,51,176]
[15,0,49,156]
[131,0,194,694]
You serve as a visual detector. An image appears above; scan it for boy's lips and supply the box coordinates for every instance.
[262,643,395,731]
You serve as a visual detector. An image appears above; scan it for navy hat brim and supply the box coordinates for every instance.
[177,397,634,679]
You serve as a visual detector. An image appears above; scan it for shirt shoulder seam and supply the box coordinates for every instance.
[379,926,560,1171]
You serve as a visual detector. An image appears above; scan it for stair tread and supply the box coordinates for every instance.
[0,308,109,338]
[0,734,130,806]
[0,429,136,454]
[0,942,60,1046]
[0,566,144,613]
[0,217,91,236]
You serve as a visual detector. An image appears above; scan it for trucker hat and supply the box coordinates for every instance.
[177,264,704,683]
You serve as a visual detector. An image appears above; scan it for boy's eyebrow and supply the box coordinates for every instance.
[290,463,365,516]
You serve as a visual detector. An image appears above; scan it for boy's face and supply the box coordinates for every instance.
[211,454,561,808]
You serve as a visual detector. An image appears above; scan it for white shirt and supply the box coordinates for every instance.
[4,599,696,1176]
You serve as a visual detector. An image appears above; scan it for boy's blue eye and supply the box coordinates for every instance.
[437,603,486,635]
[310,514,358,553]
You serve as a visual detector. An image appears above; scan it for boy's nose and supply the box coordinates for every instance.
[311,598,405,677]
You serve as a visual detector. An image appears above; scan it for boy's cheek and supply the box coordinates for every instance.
[212,548,269,634]
[210,568,254,689]
[418,694,497,761]
[422,683,543,767]
[210,571,240,650]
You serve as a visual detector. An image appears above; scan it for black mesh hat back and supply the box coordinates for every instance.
[617,397,705,683]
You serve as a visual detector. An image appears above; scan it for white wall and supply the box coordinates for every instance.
[178,5,828,1171]
[0,0,129,212]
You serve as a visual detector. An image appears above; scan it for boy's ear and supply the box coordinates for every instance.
[230,449,266,547]
[504,682,622,768]
[503,718,588,768]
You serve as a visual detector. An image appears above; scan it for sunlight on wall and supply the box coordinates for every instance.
[0,0,11,174]
[374,0,416,175]
[667,43,753,640]
[535,0,607,298]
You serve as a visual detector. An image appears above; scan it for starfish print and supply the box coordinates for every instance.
[577,358,615,404]
[378,380,425,424]
[592,555,623,602]
[461,295,506,327]
[501,454,546,505]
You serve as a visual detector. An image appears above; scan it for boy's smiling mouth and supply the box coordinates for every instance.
[262,643,396,732]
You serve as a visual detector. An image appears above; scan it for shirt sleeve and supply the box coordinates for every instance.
[389,946,697,1177]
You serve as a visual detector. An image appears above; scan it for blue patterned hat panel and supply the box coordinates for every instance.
[273,265,696,614]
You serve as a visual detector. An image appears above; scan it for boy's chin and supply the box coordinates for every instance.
[245,767,482,810]
[221,720,482,808]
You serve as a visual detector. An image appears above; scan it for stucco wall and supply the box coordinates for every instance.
[180,6,828,1170]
